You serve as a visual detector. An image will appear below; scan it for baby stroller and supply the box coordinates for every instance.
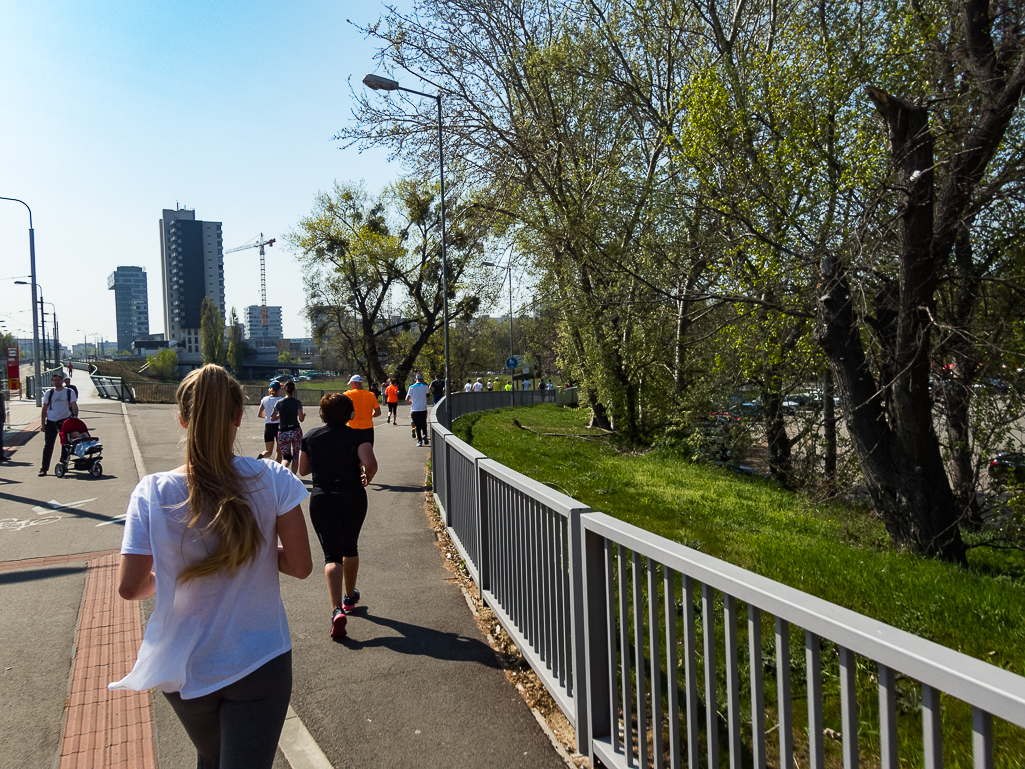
[54,417,104,478]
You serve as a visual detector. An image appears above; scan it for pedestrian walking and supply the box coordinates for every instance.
[110,364,313,769]
[63,377,79,399]
[463,379,472,392]
[385,378,400,425]
[257,381,283,461]
[345,374,381,444]
[66,361,74,379]
[271,381,305,473]
[297,392,378,640]
[38,373,78,476]
[473,377,484,392]
[406,373,430,446]
[486,379,493,391]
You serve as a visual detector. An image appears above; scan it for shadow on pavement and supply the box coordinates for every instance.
[0,565,87,585]
[369,483,425,493]
[338,611,501,668]
[0,490,122,524]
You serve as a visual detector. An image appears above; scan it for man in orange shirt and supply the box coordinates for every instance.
[345,375,382,444]
[384,378,401,425]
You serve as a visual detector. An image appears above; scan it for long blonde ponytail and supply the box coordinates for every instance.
[176,364,263,583]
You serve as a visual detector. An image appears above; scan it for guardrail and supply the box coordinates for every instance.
[429,395,1025,765]
[25,365,66,397]
[435,387,577,427]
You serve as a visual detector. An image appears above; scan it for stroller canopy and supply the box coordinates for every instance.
[59,418,89,437]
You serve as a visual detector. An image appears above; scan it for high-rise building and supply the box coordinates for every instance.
[243,305,283,345]
[159,207,224,361]
[107,266,149,353]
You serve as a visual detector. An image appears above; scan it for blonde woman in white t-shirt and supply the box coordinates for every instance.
[111,364,312,769]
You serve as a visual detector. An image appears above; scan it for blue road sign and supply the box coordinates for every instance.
[506,356,519,370]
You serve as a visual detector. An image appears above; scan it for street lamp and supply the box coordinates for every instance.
[15,280,56,368]
[483,256,515,406]
[0,196,42,405]
[363,72,451,418]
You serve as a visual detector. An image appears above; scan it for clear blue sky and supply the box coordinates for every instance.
[0,1,407,347]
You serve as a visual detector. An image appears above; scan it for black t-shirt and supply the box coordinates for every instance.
[300,424,372,493]
[429,380,444,402]
[275,397,303,430]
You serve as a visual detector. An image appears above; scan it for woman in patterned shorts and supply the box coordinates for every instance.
[271,380,305,473]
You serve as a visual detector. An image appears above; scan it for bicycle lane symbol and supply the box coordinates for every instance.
[0,498,99,533]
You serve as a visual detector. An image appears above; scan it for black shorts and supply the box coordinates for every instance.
[264,423,280,443]
[309,488,368,562]
[387,401,398,414]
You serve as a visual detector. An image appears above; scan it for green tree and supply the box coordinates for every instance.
[200,296,225,367]
[290,179,491,386]
[147,348,179,380]
[226,307,244,375]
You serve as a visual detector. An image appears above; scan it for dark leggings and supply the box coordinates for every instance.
[309,488,368,561]
[162,651,292,769]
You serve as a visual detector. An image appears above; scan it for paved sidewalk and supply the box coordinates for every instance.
[1,390,567,768]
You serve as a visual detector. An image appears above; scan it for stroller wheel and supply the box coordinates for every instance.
[54,464,66,478]
[90,462,103,478]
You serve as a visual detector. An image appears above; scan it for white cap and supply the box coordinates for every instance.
[349,374,362,383]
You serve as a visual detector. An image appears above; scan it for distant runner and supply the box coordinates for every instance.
[406,373,430,447]
[385,378,400,425]
[345,375,382,445]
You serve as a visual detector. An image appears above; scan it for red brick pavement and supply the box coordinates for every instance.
[1,550,156,768]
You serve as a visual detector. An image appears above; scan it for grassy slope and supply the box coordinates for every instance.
[454,405,1025,673]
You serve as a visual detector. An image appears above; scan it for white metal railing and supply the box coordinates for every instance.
[429,395,1025,766]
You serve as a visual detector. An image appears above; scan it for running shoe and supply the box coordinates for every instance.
[342,589,360,612]
[417,441,423,447]
[386,416,391,423]
[411,426,416,439]
[331,607,347,639]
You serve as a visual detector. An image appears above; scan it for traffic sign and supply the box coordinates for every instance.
[506,356,519,370]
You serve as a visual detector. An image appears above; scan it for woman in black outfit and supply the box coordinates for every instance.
[297,392,378,640]
[271,381,305,473]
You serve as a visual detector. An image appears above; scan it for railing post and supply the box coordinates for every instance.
[477,459,491,595]
[579,517,604,757]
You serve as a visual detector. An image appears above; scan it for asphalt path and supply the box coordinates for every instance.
[103,400,566,768]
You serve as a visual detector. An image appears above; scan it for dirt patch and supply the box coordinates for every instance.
[423,487,588,767]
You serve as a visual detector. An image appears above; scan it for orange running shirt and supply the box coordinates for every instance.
[345,388,379,430]
[385,384,400,403]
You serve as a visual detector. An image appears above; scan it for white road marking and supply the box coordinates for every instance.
[95,514,127,528]
[278,705,334,769]
[31,498,98,516]
[121,402,148,480]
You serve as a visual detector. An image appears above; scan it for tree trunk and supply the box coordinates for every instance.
[822,367,837,488]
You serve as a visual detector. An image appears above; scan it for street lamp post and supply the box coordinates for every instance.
[482,257,514,407]
[363,73,451,421]
[1,197,42,405]
[15,281,56,369]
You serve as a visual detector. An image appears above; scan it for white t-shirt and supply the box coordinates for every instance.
[109,457,308,699]
[43,387,77,421]
[406,381,429,412]
[463,382,472,392]
[472,382,483,392]
[261,394,283,424]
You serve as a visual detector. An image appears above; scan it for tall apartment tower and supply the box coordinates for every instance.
[244,305,284,346]
[158,207,225,360]
[107,266,149,353]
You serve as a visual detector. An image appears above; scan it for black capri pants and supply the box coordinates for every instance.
[162,650,292,769]
[309,486,368,562]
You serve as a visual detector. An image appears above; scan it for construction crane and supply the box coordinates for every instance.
[226,233,276,327]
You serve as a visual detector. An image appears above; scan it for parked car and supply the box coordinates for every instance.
[296,375,310,381]
[988,453,1025,485]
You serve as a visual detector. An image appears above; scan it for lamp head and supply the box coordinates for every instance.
[363,74,399,91]
[14,280,29,285]
[482,262,497,267]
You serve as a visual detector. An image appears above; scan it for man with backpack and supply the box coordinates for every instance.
[39,373,78,476]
